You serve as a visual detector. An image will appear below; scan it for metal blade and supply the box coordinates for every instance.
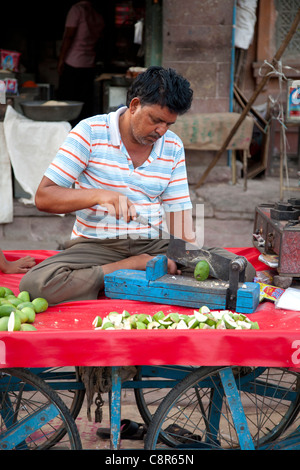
[166,238,233,280]
[135,214,232,280]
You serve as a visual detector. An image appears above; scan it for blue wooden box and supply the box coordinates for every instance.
[104,255,260,313]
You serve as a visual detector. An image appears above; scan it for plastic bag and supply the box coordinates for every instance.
[275,288,300,311]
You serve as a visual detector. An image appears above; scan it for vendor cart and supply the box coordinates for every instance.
[0,248,300,450]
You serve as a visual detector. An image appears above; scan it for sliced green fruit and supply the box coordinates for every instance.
[188,318,199,329]
[108,311,123,325]
[223,313,237,329]
[122,310,130,318]
[147,321,161,329]
[176,320,188,329]
[206,316,217,327]
[158,319,172,326]
[101,322,115,330]
[180,315,191,325]
[94,308,260,331]
[216,319,226,329]
[32,297,48,313]
[7,312,21,331]
[153,311,165,322]
[136,314,151,324]
[236,320,251,329]
[194,310,208,323]
[167,313,180,323]
[194,260,210,281]
[92,316,103,328]
[199,305,210,314]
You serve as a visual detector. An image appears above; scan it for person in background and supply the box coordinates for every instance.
[57,0,104,123]
[0,250,35,274]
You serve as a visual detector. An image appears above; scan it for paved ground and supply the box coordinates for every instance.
[1,175,299,251]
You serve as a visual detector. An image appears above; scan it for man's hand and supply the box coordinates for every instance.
[35,176,137,223]
[97,189,137,223]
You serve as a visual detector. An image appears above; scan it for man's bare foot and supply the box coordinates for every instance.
[102,254,181,276]
[167,258,181,275]
[0,256,36,274]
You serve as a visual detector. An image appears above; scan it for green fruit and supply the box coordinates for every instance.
[17,291,31,302]
[20,324,37,331]
[147,321,160,329]
[153,311,165,322]
[188,318,199,329]
[136,321,147,329]
[169,313,180,323]
[92,316,102,328]
[15,309,29,324]
[0,317,9,331]
[4,296,22,307]
[32,297,48,313]
[101,322,114,330]
[3,287,14,297]
[180,315,190,325]
[223,313,237,329]
[0,305,16,317]
[158,319,172,326]
[21,307,36,324]
[194,310,208,323]
[0,287,6,298]
[199,305,210,314]
[7,312,21,331]
[108,311,123,325]
[136,314,151,324]
[17,301,35,310]
[194,260,210,281]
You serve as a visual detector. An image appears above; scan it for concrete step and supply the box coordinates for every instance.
[1,201,75,250]
[1,176,299,250]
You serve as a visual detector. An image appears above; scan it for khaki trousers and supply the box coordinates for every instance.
[19,237,255,305]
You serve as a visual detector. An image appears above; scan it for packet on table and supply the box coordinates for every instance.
[257,282,285,302]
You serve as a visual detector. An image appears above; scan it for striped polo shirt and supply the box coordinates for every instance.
[45,106,192,240]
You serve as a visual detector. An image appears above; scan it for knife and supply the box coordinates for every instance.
[135,214,238,280]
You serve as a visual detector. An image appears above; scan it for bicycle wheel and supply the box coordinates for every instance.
[144,366,300,450]
[0,368,82,450]
[34,367,85,447]
[134,365,194,425]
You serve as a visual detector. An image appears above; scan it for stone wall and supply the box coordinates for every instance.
[162,0,234,114]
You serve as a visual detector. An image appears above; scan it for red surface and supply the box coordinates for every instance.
[0,248,299,369]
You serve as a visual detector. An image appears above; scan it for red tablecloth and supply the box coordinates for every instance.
[0,248,299,369]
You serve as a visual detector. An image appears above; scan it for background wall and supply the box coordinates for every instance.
[162,0,235,114]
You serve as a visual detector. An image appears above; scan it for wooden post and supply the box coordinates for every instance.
[195,7,300,189]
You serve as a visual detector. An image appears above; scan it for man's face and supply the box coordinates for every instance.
[129,99,178,146]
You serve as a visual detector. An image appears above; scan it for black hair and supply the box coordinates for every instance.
[126,66,193,115]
